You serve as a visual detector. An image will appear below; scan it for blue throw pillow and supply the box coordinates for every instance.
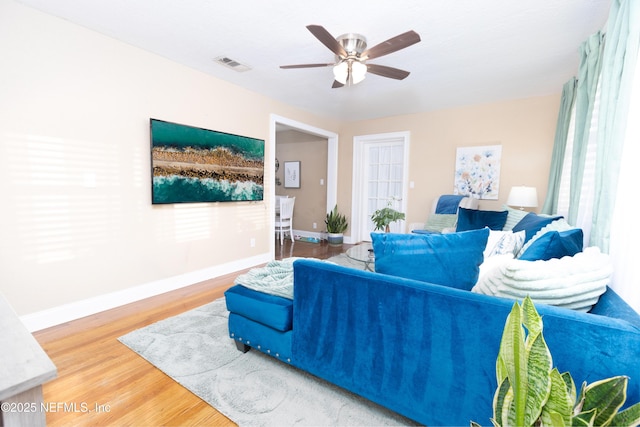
[512,213,563,243]
[519,229,584,261]
[456,208,508,232]
[371,228,489,291]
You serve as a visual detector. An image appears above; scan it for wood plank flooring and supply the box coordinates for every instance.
[33,240,350,427]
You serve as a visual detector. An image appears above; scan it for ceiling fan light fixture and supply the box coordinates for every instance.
[281,25,420,88]
[333,61,349,84]
[351,61,367,84]
[333,60,367,86]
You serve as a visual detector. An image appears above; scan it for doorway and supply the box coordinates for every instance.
[352,131,410,242]
[269,115,338,256]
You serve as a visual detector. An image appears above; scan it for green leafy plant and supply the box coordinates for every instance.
[471,296,640,427]
[325,205,348,234]
[371,201,405,232]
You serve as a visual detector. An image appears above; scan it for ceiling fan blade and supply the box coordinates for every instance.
[280,63,334,69]
[367,64,411,80]
[362,30,420,60]
[332,80,344,88]
[306,25,347,58]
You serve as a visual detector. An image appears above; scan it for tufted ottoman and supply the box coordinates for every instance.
[224,284,294,363]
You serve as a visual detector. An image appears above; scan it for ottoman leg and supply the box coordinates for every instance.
[235,340,251,353]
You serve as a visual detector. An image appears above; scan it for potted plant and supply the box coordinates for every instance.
[471,296,640,427]
[371,202,405,233]
[325,205,348,246]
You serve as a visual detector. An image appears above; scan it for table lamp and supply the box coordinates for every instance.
[506,186,538,210]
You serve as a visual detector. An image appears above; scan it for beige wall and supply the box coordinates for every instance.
[0,1,561,323]
[0,1,339,319]
[338,95,560,238]
[275,130,328,234]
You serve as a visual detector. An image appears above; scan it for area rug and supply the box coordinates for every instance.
[118,297,417,426]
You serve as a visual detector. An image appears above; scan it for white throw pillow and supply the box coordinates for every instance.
[478,253,514,281]
[484,230,526,258]
[472,247,610,312]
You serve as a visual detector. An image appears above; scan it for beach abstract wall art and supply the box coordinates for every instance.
[150,119,264,204]
[453,144,502,200]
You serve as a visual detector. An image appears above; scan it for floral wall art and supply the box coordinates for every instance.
[453,145,502,200]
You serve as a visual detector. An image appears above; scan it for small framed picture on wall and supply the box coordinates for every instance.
[284,161,300,188]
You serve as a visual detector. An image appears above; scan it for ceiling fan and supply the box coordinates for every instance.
[280,25,421,88]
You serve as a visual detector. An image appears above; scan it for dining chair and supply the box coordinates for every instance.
[275,196,295,245]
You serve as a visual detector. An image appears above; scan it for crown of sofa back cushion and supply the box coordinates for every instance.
[512,212,563,243]
[518,228,584,261]
[371,228,489,290]
[456,207,508,232]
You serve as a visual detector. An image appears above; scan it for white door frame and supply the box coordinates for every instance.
[269,114,338,255]
[351,131,410,242]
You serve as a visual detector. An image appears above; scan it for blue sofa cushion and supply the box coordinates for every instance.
[519,228,584,261]
[225,284,293,332]
[371,228,489,290]
[512,212,563,243]
[456,207,508,232]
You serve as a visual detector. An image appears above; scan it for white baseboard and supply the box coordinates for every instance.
[20,253,271,332]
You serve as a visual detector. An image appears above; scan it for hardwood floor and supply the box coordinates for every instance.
[34,239,351,427]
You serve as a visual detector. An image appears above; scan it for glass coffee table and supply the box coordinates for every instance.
[345,242,375,271]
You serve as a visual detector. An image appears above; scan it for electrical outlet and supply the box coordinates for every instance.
[312,222,317,229]
[250,238,256,247]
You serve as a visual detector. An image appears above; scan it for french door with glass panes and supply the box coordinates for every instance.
[354,132,409,242]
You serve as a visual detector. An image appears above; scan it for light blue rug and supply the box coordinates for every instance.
[118,297,416,427]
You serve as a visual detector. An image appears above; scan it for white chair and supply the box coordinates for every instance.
[274,195,288,215]
[275,196,295,244]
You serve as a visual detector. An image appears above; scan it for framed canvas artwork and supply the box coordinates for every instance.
[150,118,265,204]
[454,145,502,200]
[284,161,300,188]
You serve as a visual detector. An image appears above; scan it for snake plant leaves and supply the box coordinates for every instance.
[492,377,514,427]
[494,297,553,427]
[523,333,552,425]
[572,408,597,426]
[476,297,640,427]
[579,376,627,426]
[610,401,640,426]
[539,368,573,426]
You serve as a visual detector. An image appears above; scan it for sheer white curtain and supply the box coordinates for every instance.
[555,84,600,247]
[610,55,640,313]
[553,0,640,312]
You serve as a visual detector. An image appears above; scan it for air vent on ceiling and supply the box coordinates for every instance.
[214,56,251,72]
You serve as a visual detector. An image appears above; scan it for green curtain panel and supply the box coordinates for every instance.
[590,0,640,252]
[568,32,604,226]
[541,77,577,215]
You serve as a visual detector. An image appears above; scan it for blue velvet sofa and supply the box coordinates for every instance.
[226,259,640,426]
[226,214,640,426]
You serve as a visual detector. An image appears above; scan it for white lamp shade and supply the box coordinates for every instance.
[333,61,348,84]
[333,60,367,85]
[507,186,538,208]
[351,61,367,84]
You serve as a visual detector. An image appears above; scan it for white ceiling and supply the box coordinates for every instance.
[17,0,610,122]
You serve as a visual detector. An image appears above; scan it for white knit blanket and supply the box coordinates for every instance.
[233,258,300,299]
[472,247,611,312]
